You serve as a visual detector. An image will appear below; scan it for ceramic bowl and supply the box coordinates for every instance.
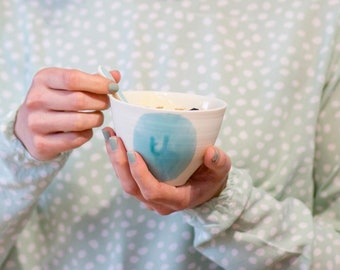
[109,91,227,186]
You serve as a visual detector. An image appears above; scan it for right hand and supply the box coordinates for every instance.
[14,67,120,160]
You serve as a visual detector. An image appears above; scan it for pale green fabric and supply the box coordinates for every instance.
[0,0,339,269]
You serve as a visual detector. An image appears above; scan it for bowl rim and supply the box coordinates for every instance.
[109,90,227,113]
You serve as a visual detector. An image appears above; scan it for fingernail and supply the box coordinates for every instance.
[108,82,119,93]
[109,137,118,151]
[102,129,110,141]
[212,149,219,163]
[127,151,136,163]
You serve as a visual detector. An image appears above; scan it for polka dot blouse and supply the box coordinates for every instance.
[0,0,339,269]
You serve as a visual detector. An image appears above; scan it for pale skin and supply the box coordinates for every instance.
[103,128,231,215]
[14,67,121,160]
[14,67,232,213]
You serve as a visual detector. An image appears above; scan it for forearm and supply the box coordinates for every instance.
[0,111,70,264]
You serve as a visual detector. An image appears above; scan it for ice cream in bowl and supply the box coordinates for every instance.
[109,90,227,186]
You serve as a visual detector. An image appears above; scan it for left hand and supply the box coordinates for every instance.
[103,127,232,215]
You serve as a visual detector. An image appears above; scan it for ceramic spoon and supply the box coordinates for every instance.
[98,65,127,102]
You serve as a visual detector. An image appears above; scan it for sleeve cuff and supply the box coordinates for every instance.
[0,111,71,186]
[183,167,253,245]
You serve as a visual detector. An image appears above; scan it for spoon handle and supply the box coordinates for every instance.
[97,65,127,102]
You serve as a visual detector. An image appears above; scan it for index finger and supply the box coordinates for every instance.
[34,67,121,94]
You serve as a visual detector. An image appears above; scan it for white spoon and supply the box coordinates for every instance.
[98,65,127,102]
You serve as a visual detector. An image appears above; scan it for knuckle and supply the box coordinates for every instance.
[27,114,44,132]
[114,157,128,168]
[94,111,104,127]
[72,114,88,131]
[62,69,81,88]
[142,189,162,202]
[72,130,93,146]
[56,131,92,154]
[32,69,47,86]
[173,200,188,211]
[71,116,83,131]
[27,68,54,109]
[122,183,139,196]
[31,136,49,157]
[25,91,45,110]
[70,92,87,110]
[71,112,103,131]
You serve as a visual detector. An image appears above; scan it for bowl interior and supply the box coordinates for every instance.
[121,91,226,112]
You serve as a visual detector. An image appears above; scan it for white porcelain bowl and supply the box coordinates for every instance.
[109,91,227,186]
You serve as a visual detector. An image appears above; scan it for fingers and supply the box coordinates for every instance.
[127,152,183,207]
[28,110,105,134]
[28,130,94,160]
[103,128,175,214]
[27,67,118,111]
[14,67,121,160]
[130,146,231,212]
[103,130,232,215]
[25,88,110,112]
[185,146,231,206]
[33,67,121,94]
[27,67,120,112]
[102,128,141,197]
[203,146,232,181]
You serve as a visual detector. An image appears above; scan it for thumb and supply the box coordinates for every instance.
[202,146,231,198]
[203,146,232,173]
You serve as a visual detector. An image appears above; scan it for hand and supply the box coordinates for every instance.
[15,67,120,160]
[103,127,232,215]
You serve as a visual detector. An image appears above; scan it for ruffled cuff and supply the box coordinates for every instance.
[183,167,252,246]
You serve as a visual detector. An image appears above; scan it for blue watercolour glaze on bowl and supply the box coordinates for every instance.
[133,113,196,182]
[109,90,227,186]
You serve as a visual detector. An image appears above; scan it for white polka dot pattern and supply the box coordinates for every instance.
[0,0,339,269]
